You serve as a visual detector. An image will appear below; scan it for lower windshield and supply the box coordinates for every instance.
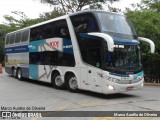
[105,45,142,73]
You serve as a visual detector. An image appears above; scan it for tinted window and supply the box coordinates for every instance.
[29,51,75,66]
[50,51,58,65]
[97,12,136,35]
[29,52,44,64]
[78,35,103,68]
[5,35,10,45]
[30,19,70,41]
[71,13,101,68]
[55,20,71,39]
[70,13,99,33]
[21,30,29,42]
[29,19,75,67]
[9,34,15,44]
[15,32,21,43]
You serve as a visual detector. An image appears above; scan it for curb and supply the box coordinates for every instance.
[144,83,160,86]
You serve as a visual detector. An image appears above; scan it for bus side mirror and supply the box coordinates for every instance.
[87,32,114,52]
[138,37,155,53]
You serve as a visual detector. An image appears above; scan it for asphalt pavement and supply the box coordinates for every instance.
[0,69,160,120]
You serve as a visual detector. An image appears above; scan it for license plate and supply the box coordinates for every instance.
[121,77,129,80]
[126,86,133,91]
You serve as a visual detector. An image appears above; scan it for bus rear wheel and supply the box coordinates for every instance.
[52,73,65,89]
[17,68,22,80]
[66,74,79,92]
[12,68,17,78]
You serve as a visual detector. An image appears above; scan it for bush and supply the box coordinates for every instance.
[142,53,160,83]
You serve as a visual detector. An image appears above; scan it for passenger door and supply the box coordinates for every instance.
[87,66,102,93]
[86,48,103,93]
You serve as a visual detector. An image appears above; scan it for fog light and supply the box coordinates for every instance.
[107,85,114,90]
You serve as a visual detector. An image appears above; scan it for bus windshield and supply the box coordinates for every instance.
[97,12,136,36]
[105,45,142,73]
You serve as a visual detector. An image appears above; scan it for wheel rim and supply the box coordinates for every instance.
[69,77,78,90]
[18,69,21,79]
[55,75,63,86]
[13,69,16,77]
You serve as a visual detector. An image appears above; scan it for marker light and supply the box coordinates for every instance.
[107,77,119,83]
[141,82,144,87]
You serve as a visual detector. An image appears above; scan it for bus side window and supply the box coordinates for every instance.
[30,27,41,41]
[21,30,29,42]
[5,35,10,45]
[88,48,101,68]
[77,36,103,68]
[70,13,99,34]
[30,29,36,41]
[15,32,21,43]
[44,51,50,65]
[55,20,71,39]
[30,52,41,64]
[30,20,71,41]
[9,34,15,44]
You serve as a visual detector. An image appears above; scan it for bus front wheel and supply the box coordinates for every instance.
[52,73,65,89]
[66,74,79,92]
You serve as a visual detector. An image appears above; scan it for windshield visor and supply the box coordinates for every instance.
[105,45,142,73]
[97,12,137,37]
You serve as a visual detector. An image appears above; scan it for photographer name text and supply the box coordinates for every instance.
[1,106,45,111]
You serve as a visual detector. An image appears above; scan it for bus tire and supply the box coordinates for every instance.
[17,68,22,80]
[51,73,65,89]
[66,74,79,92]
[12,67,17,78]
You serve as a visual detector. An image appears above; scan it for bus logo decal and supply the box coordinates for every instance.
[50,41,59,48]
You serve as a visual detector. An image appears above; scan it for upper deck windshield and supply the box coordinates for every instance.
[96,12,137,39]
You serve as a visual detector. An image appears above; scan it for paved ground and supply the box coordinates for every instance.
[0,70,160,120]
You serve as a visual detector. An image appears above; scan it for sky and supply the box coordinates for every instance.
[0,0,141,24]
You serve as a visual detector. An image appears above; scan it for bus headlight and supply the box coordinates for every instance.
[107,85,115,90]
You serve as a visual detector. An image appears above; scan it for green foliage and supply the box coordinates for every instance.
[39,8,65,20]
[108,5,122,12]
[142,0,160,12]
[142,53,160,83]
[35,0,119,13]
[0,30,5,63]
[126,10,160,53]
[89,3,103,10]
[3,11,44,31]
[125,1,160,83]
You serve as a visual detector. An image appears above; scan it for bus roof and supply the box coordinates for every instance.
[6,15,68,35]
[68,10,124,16]
[6,10,124,35]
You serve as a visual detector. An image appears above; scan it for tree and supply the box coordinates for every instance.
[126,11,160,54]
[35,0,119,14]
[142,0,160,12]
[39,7,65,21]
[3,11,44,30]
[0,29,5,64]
[125,0,160,83]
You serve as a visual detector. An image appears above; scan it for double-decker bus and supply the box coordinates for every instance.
[5,10,155,94]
